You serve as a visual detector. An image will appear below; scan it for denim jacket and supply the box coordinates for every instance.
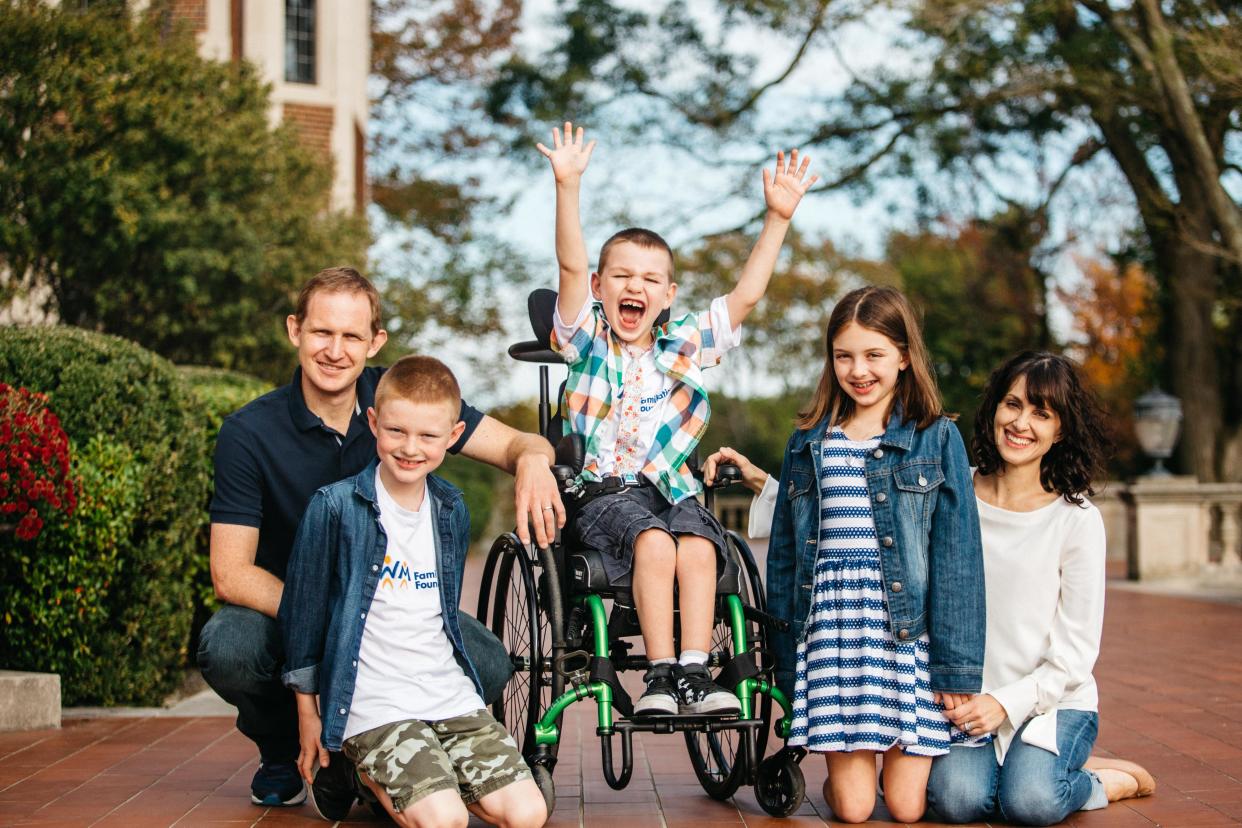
[278,460,483,750]
[766,406,985,698]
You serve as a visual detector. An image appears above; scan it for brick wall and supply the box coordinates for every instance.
[169,0,208,33]
[283,103,334,161]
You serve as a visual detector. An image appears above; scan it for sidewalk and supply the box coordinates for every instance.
[2,562,1241,825]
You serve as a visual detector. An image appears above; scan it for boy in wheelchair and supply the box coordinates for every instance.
[536,122,816,717]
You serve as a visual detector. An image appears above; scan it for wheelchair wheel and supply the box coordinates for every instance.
[755,750,805,817]
[484,534,565,759]
[532,763,556,816]
[684,532,771,800]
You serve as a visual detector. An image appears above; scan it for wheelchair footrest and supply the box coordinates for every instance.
[610,716,763,735]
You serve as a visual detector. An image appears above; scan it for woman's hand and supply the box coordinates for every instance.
[703,446,769,494]
[942,693,1008,736]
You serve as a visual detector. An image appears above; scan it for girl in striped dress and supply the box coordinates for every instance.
[768,286,985,823]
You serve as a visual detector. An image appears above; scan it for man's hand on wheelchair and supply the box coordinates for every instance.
[515,452,566,548]
[703,446,770,496]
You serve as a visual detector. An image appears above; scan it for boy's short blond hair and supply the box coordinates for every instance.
[374,355,461,414]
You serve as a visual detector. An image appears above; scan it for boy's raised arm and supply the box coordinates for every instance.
[537,121,596,322]
[725,149,818,328]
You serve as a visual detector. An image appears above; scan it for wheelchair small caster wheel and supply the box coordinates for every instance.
[755,751,805,817]
[532,763,556,816]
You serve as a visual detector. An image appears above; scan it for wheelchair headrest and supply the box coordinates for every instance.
[527,288,672,346]
[527,289,558,348]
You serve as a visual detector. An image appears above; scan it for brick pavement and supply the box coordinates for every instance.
[2,557,1241,826]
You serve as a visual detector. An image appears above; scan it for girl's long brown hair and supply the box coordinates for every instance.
[796,286,944,431]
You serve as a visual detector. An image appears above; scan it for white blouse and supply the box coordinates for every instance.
[975,494,1105,762]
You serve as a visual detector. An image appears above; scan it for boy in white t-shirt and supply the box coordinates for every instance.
[536,122,816,716]
[279,356,546,827]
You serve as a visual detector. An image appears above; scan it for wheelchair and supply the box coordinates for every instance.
[474,290,807,817]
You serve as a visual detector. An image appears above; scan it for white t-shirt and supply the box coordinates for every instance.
[553,296,741,478]
[342,471,484,739]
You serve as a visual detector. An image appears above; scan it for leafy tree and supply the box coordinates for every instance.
[369,0,535,368]
[488,0,1242,481]
[890,209,1053,446]
[1058,255,1161,475]
[676,230,879,379]
[0,1,368,383]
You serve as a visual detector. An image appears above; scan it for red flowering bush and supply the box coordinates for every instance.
[0,383,77,540]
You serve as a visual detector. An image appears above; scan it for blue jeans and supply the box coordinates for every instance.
[198,605,299,763]
[927,709,1107,826]
[198,605,514,762]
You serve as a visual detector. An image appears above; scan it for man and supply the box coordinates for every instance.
[198,267,564,807]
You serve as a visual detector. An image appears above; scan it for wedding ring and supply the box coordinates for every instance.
[964,721,974,732]
[542,505,555,511]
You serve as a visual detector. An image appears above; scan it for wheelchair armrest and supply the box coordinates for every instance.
[552,464,576,489]
[706,462,742,489]
[554,433,585,481]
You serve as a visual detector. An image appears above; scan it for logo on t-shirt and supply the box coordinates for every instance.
[640,387,671,414]
[379,555,438,591]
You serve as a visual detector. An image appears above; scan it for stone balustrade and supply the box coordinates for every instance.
[1096,476,1242,581]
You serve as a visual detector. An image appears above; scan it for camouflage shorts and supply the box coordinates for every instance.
[341,709,531,811]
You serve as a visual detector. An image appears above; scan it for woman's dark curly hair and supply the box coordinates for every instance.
[972,351,1113,505]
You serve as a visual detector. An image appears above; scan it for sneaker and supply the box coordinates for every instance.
[308,751,360,821]
[674,662,741,715]
[250,760,306,806]
[633,663,679,716]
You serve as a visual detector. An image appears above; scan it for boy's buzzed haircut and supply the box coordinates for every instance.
[597,227,675,275]
[296,266,383,335]
[374,355,461,412]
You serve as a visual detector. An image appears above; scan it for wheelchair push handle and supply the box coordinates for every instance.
[707,462,743,488]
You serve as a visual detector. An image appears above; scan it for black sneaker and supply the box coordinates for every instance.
[250,760,306,806]
[633,663,679,716]
[674,662,741,715]
[308,751,359,821]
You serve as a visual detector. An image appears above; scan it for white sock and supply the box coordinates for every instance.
[679,650,708,667]
[649,657,676,666]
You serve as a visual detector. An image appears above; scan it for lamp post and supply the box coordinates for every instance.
[1133,387,1182,476]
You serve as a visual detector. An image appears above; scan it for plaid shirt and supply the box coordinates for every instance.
[551,300,735,504]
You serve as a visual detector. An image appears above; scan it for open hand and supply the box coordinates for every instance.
[537,121,597,184]
[762,149,818,221]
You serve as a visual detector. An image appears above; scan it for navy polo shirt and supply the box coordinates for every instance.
[209,366,484,581]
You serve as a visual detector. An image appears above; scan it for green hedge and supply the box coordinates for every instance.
[0,327,208,705]
[178,366,272,653]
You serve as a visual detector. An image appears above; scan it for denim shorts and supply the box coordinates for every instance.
[571,486,727,584]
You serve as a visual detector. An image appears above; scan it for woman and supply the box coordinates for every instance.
[705,351,1155,824]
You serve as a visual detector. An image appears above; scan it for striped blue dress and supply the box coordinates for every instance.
[788,430,955,756]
